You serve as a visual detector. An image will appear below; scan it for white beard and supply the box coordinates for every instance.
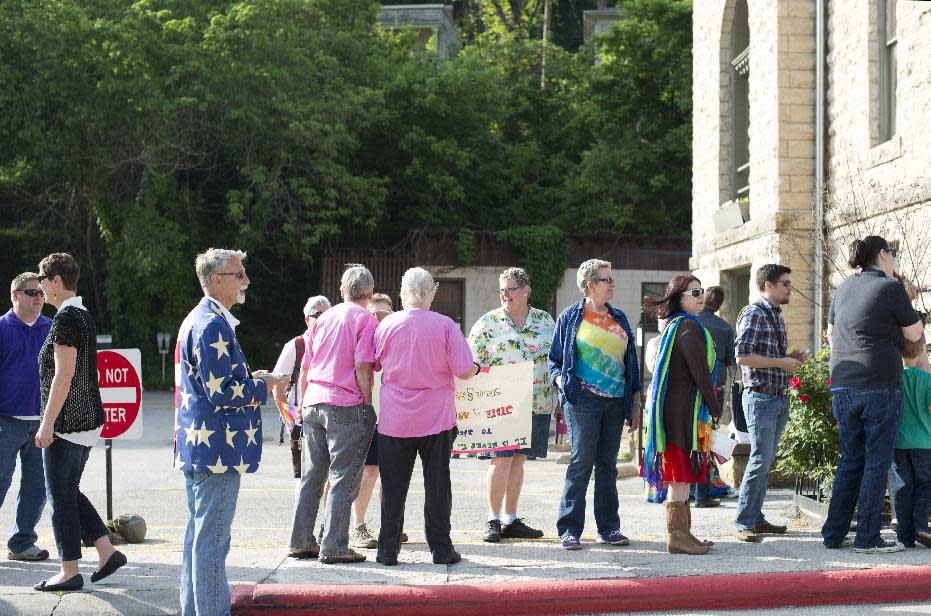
[236,289,247,305]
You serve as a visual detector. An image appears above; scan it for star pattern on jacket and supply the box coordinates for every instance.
[206,456,228,473]
[173,297,268,475]
[210,333,230,359]
[233,456,250,474]
[196,422,215,447]
[244,420,258,446]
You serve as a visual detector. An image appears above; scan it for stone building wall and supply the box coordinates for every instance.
[691,0,817,349]
[821,1,931,315]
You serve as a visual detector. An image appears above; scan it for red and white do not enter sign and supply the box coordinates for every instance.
[97,349,143,439]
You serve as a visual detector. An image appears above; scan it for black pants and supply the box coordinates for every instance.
[43,437,108,561]
[377,427,456,560]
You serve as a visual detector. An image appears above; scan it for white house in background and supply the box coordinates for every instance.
[320,234,690,337]
[379,4,461,60]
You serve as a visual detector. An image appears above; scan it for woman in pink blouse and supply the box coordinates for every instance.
[374,267,482,566]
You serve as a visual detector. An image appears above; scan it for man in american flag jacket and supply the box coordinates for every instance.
[174,248,281,616]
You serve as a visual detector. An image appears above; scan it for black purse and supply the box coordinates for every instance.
[731,381,747,433]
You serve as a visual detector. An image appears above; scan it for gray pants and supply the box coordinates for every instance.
[289,403,376,557]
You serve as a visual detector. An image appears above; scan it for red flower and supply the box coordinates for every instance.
[800,394,810,404]
[826,376,831,386]
[790,376,801,390]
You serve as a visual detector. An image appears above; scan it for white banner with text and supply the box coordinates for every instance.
[451,361,533,453]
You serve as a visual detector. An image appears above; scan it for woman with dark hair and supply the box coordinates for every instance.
[821,236,924,553]
[641,274,721,555]
[33,253,125,592]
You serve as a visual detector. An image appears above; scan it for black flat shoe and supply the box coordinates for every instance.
[34,574,84,592]
[91,550,127,583]
[376,555,398,566]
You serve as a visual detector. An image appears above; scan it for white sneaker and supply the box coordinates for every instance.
[853,539,904,554]
[349,523,378,549]
[8,545,49,561]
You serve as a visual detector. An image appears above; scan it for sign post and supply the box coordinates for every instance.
[97,349,143,520]
[156,332,172,383]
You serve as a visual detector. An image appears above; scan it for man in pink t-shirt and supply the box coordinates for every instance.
[373,267,482,567]
[288,265,378,565]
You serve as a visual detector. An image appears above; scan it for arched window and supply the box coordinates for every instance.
[730,0,750,199]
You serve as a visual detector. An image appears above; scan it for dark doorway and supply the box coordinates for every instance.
[724,265,752,326]
[433,279,466,332]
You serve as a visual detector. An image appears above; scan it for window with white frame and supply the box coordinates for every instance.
[878,0,897,142]
[730,0,750,199]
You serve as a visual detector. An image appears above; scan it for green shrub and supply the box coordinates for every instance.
[777,342,839,496]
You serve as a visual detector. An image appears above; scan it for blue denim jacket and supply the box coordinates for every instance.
[548,300,642,420]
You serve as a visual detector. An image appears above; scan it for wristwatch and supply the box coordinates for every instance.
[362,403,375,413]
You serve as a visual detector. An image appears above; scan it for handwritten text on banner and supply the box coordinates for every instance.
[452,361,532,453]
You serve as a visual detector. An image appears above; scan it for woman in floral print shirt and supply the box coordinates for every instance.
[468,267,556,543]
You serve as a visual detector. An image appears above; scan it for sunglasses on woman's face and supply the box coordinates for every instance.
[685,288,705,298]
[18,288,44,298]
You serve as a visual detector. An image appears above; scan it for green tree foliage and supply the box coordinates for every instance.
[0,0,692,383]
[566,0,693,235]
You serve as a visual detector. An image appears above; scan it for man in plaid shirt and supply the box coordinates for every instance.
[733,264,803,542]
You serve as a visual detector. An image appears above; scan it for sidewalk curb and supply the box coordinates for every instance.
[232,565,931,615]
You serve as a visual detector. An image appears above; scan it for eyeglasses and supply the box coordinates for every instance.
[499,285,524,295]
[17,288,45,298]
[216,270,246,280]
[685,288,705,298]
[778,280,792,288]
[306,311,323,319]
[883,247,897,258]
[595,277,615,285]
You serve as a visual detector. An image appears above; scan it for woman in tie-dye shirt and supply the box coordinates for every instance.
[548,259,641,551]
[468,267,556,543]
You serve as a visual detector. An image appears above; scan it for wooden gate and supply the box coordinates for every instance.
[321,250,415,307]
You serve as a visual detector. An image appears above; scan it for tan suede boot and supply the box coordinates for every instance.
[686,500,714,547]
[666,501,710,555]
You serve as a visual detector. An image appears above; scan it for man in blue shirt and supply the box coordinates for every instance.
[0,273,53,561]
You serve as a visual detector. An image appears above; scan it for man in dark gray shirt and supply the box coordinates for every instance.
[693,286,736,506]
[699,286,736,397]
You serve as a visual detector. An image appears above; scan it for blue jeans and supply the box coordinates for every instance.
[822,386,904,548]
[557,388,624,538]
[290,403,375,557]
[181,471,241,616]
[735,392,790,531]
[0,416,46,553]
[43,436,109,561]
[892,448,931,545]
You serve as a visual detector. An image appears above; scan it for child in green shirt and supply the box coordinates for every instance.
[891,337,931,547]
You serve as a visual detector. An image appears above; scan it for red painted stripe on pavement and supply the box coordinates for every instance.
[232,565,931,615]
